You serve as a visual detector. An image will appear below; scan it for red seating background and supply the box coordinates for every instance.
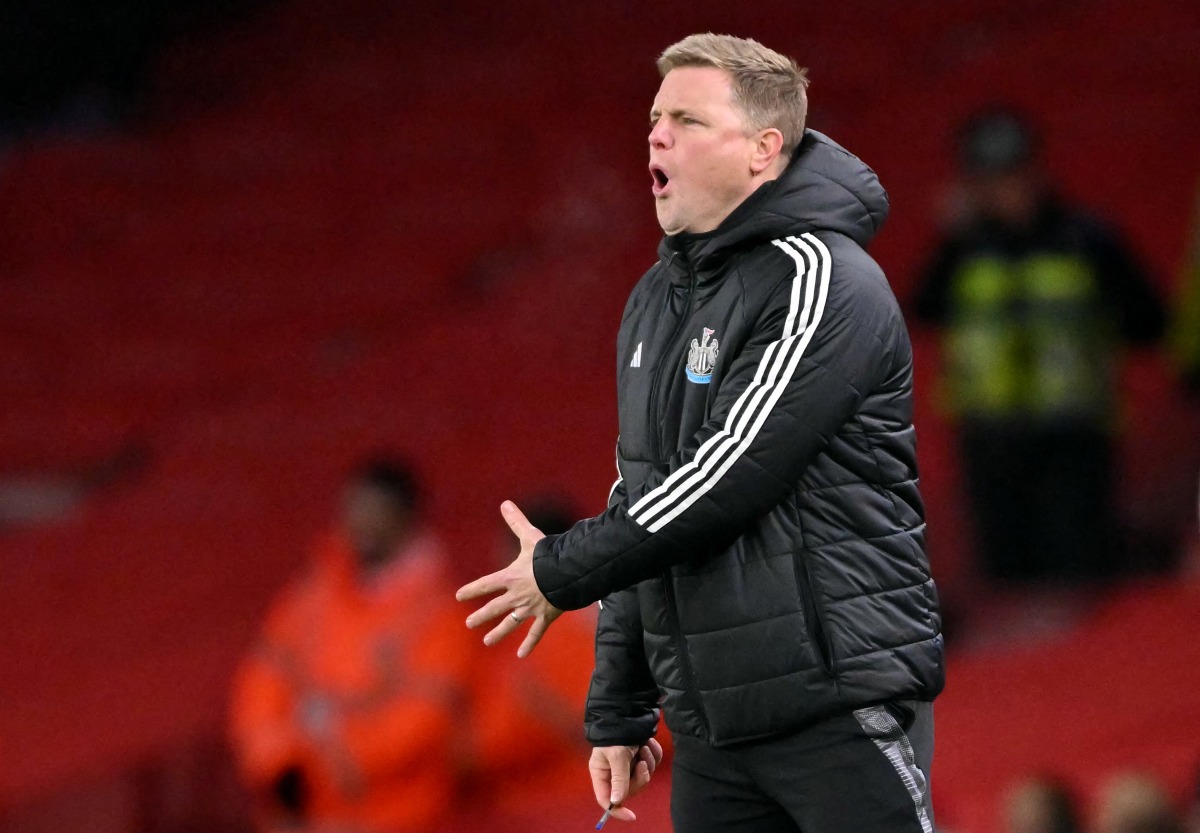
[1,0,1197,830]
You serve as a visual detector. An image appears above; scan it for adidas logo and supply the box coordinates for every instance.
[630,342,643,368]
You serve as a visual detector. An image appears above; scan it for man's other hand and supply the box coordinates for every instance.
[589,739,664,822]
[456,501,562,657]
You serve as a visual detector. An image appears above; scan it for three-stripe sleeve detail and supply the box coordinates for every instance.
[626,232,832,533]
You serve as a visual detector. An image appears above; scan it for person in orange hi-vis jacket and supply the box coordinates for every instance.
[230,458,477,833]
[465,498,672,822]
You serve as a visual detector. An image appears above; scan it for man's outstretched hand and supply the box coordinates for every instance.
[456,501,563,658]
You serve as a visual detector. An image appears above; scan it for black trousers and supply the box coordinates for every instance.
[960,423,1117,582]
[671,702,934,833]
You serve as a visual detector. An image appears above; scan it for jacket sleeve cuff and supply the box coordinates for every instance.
[584,707,660,748]
[532,534,582,611]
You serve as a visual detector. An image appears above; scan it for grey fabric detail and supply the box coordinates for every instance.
[853,705,933,833]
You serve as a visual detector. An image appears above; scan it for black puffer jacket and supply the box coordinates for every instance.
[532,130,944,747]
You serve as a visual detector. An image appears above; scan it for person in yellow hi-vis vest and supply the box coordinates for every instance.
[913,108,1165,583]
[1170,185,1200,575]
[1171,186,1200,395]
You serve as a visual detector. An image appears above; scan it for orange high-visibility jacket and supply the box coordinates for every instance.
[468,607,597,814]
[230,533,477,833]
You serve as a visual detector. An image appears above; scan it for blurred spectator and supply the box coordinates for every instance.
[913,107,1166,584]
[1171,185,1200,395]
[229,457,475,833]
[465,496,602,816]
[1095,772,1185,833]
[1170,183,1200,575]
[1004,775,1082,833]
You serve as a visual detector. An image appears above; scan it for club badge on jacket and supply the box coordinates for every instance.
[686,327,719,384]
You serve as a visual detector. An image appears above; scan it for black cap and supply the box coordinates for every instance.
[957,108,1038,173]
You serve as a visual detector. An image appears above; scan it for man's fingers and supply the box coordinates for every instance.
[464,593,515,630]
[589,756,611,810]
[625,756,652,802]
[646,737,664,767]
[455,570,506,603]
[589,747,640,822]
[516,614,551,659]
[606,749,632,807]
[617,742,659,805]
[483,610,523,646]
[638,744,657,778]
[500,501,543,545]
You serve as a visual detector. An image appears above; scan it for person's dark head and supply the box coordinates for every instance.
[1097,772,1184,833]
[649,34,809,236]
[956,107,1045,228]
[1004,775,1082,833]
[341,457,420,570]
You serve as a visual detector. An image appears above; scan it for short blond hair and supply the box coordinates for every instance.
[658,34,810,158]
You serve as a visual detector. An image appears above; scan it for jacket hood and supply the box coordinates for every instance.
[660,130,889,277]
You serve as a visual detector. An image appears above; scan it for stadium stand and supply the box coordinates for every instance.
[0,0,1196,830]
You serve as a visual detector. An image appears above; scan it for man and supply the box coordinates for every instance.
[912,108,1164,583]
[459,34,944,833]
[231,458,475,833]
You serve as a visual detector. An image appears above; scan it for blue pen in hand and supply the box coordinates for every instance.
[595,803,615,830]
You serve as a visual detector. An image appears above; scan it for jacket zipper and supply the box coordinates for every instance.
[652,262,708,735]
[662,570,711,739]
[647,267,696,461]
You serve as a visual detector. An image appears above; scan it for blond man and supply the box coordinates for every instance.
[460,34,944,833]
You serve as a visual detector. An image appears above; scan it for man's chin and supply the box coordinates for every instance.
[656,209,686,236]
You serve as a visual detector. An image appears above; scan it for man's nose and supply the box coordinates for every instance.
[648,121,670,149]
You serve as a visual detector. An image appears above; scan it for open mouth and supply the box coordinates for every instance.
[650,165,670,195]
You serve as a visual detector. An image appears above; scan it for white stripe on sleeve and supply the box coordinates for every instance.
[608,438,624,503]
[627,232,832,532]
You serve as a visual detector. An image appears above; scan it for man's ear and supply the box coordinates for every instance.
[749,128,785,176]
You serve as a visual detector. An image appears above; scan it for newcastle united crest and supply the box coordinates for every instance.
[686,327,719,384]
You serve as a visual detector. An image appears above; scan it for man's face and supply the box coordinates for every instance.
[968,167,1043,229]
[648,67,762,235]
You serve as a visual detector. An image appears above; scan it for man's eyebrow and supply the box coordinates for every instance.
[650,107,697,121]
